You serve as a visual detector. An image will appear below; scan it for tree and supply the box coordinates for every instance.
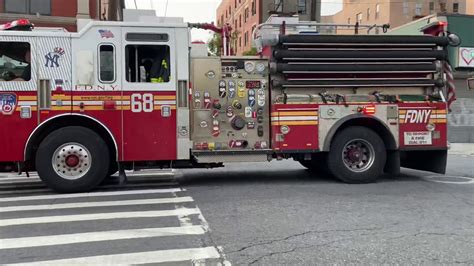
[208,33,222,56]
[243,47,258,56]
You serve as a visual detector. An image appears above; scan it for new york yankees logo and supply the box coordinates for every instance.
[45,47,65,68]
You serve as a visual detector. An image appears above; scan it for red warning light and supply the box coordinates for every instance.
[438,21,448,27]
[362,105,376,115]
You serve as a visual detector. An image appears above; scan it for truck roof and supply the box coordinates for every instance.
[0,19,188,39]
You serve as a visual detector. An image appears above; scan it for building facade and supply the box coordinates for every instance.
[217,0,321,55]
[322,0,474,34]
[0,0,124,32]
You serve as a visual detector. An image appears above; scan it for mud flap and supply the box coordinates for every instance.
[384,150,401,175]
[400,149,447,174]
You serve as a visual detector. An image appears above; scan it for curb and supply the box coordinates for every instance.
[449,143,474,156]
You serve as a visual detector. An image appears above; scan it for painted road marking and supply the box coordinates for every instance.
[0,177,40,182]
[0,197,194,213]
[11,247,222,265]
[423,175,474,184]
[0,182,179,195]
[0,208,201,227]
[0,188,184,202]
[0,226,206,250]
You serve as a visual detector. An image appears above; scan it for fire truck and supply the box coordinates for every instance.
[0,15,460,192]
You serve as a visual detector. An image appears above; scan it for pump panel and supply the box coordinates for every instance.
[190,57,270,152]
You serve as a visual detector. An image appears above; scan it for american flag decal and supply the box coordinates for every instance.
[99,29,114,39]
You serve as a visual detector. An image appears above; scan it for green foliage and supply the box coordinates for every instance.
[243,47,258,56]
[208,33,222,56]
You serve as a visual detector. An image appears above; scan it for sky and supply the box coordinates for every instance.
[124,0,343,42]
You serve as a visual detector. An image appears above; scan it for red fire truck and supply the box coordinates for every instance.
[0,16,460,192]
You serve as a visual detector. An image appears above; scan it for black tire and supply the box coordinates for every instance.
[36,126,110,193]
[298,153,331,177]
[327,126,386,184]
[108,163,119,176]
[298,159,313,169]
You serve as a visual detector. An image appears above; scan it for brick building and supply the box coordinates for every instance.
[0,0,124,32]
[322,0,474,34]
[217,0,321,55]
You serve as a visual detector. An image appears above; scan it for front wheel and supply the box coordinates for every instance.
[36,126,110,193]
[327,126,386,184]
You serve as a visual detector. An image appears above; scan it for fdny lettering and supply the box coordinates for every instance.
[404,110,432,124]
[74,85,119,91]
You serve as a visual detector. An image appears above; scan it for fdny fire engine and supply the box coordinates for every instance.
[0,15,460,192]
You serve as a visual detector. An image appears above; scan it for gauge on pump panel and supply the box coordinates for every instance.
[244,61,255,73]
[256,62,266,73]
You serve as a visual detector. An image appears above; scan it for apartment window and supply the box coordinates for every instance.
[245,7,249,22]
[403,1,409,15]
[239,15,242,27]
[298,0,307,14]
[415,3,422,16]
[251,1,256,16]
[367,8,370,20]
[274,0,283,12]
[375,4,380,19]
[356,13,362,24]
[225,10,228,19]
[5,0,51,15]
[429,2,434,12]
[239,37,242,47]
[453,3,459,13]
[440,2,447,12]
[229,6,231,16]
[221,15,224,25]
[235,0,237,8]
[244,31,248,46]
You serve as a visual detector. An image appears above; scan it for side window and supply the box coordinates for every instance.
[125,45,171,83]
[0,42,31,82]
[98,44,116,83]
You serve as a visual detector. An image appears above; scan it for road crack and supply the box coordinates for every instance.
[229,227,384,254]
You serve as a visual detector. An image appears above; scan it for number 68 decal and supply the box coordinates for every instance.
[131,93,153,113]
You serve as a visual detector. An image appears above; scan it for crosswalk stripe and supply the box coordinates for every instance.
[0,225,206,250]
[0,188,184,202]
[0,188,54,195]
[0,197,194,213]
[0,179,41,185]
[0,208,201,227]
[0,184,45,190]
[0,177,40,182]
[11,246,222,265]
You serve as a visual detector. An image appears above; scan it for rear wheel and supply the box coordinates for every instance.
[327,126,386,184]
[36,126,110,193]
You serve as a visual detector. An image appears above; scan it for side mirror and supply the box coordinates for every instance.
[468,78,474,90]
[448,33,461,47]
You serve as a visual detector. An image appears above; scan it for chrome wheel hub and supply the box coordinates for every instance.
[52,142,91,180]
[342,139,375,173]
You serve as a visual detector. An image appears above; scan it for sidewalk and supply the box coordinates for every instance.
[449,143,474,156]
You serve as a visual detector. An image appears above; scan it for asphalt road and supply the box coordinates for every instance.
[0,154,472,265]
